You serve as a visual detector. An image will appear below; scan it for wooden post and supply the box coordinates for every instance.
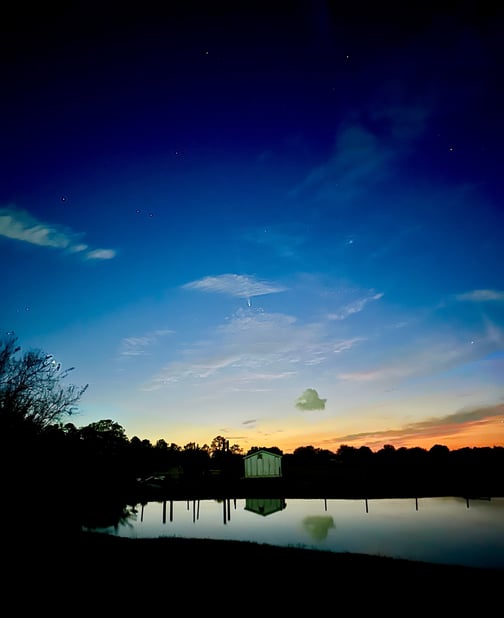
[162,500,166,524]
[170,500,173,522]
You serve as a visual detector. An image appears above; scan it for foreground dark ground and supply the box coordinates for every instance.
[8,530,502,611]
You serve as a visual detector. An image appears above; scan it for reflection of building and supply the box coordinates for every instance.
[243,450,282,478]
[244,498,287,517]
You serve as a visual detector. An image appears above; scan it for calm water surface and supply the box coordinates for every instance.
[90,496,504,569]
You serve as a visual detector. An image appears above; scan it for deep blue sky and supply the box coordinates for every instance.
[1,2,503,452]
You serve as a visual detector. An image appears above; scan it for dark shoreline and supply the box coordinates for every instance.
[7,530,503,610]
[76,529,504,576]
[127,473,503,503]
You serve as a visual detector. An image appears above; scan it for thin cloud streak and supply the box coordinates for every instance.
[328,292,384,321]
[338,366,413,382]
[0,205,116,260]
[119,330,174,358]
[86,249,117,260]
[456,289,504,302]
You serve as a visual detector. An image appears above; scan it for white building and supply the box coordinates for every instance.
[243,449,282,478]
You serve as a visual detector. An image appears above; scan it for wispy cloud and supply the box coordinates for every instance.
[456,289,504,302]
[0,205,116,260]
[288,124,392,202]
[143,354,243,389]
[220,370,298,394]
[328,403,504,448]
[288,104,429,204]
[338,325,504,386]
[119,329,174,357]
[143,308,361,391]
[333,338,366,353]
[328,292,384,321]
[182,273,286,300]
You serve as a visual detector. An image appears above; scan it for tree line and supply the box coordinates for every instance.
[1,333,503,534]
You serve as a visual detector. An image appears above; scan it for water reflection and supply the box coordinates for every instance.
[302,516,335,541]
[245,498,287,517]
[87,496,504,569]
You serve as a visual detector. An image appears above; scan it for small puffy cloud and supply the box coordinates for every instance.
[183,273,286,299]
[295,388,327,411]
[0,205,116,261]
[456,289,504,302]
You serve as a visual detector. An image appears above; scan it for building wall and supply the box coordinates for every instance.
[244,451,282,477]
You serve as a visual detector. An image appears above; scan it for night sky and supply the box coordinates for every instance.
[1,2,503,452]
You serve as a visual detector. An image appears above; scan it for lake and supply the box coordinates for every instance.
[88,495,504,569]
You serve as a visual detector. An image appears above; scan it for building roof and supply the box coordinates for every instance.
[243,449,282,459]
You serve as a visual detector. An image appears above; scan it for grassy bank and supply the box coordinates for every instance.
[8,530,501,611]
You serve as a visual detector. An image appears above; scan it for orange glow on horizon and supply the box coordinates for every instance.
[133,407,504,455]
[271,416,504,454]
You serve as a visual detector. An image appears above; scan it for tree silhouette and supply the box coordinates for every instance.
[0,332,88,435]
[210,435,230,454]
[0,333,89,537]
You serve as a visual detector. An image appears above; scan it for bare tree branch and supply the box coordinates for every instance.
[0,332,88,432]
